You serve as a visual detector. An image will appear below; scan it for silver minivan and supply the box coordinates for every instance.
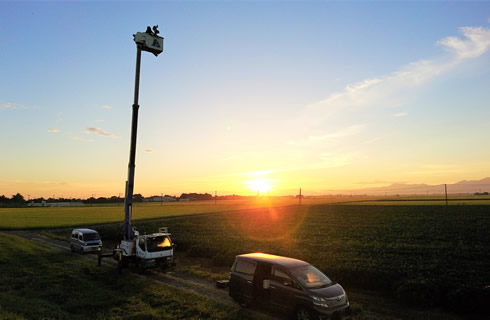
[70,228,102,254]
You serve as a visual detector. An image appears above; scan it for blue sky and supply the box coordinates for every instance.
[1,1,489,198]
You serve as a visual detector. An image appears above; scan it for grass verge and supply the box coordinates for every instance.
[0,233,271,319]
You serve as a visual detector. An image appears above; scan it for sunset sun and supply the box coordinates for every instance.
[247,178,273,194]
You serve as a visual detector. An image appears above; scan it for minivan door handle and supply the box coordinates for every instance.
[247,280,252,284]
[270,285,276,289]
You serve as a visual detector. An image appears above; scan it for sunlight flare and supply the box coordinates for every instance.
[247,178,273,194]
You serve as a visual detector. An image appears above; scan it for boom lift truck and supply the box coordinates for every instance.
[99,26,175,273]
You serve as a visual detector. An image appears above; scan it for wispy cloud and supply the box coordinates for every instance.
[102,105,113,110]
[144,150,152,153]
[308,26,490,115]
[438,27,490,59]
[308,124,365,141]
[392,112,408,117]
[285,124,365,147]
[84,127,119,139]
[48,129,60,133]
[235,152,355,178]
[319,152,354,168]
[95,119,105,123]
[1,102,30,110]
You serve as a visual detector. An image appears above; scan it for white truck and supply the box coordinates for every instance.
[113,227,175,273]
[104,26,175,274]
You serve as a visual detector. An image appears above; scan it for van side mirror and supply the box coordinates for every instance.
[263,279,270,289]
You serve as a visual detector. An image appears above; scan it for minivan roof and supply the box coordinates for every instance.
[237,253,309,269]
[73,228,98,234]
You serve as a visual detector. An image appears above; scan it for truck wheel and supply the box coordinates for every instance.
[296,307,312,320]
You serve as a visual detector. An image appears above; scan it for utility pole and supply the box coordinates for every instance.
[299,188,302,206]
[123,26,163,241]
[445,184,448,207]
[215,190,217,205]
[161,193,163,206]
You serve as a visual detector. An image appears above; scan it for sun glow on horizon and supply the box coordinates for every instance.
[247,178,274,194]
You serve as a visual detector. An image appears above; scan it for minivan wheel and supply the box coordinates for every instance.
[296,307,312,320]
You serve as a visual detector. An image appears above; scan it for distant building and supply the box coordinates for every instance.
[27,201,84,207]
[143,196,177,202]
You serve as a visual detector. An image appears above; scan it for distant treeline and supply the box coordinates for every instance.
[0,192,253,207]
[0,193,26,206]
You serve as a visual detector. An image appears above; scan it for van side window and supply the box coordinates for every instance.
[272,267,292,283]
[234,260,256,275]
[78,234,83,241]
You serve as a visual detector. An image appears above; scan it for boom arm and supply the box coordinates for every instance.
[123,46,142,241]
[123,26,163,241]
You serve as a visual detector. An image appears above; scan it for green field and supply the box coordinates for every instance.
[120,204,488,316]
[2,195,488,229]
[0,233,270,320]
[0,197,375,229]
[0,231,465,320]
[2,200,489,318]
[344,195,490,206]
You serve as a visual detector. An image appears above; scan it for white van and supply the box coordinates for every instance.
[70,229,102,254]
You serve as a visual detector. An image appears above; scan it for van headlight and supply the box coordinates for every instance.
[312,296,329,308]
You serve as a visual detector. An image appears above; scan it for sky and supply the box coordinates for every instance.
[1,1,489,199]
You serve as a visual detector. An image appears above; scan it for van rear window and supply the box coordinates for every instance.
[235,260,256,275]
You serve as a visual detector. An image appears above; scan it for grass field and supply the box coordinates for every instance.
[0,233,271,320]
[0,197,376,229]
[0,234,464,320]
[343,195,490,206]
[1,195,488,229]
[116,203,489,316]
[2,199,489,318]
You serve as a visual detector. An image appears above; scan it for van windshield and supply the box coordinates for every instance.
[289,265,332,289]
[83,233,100,241]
